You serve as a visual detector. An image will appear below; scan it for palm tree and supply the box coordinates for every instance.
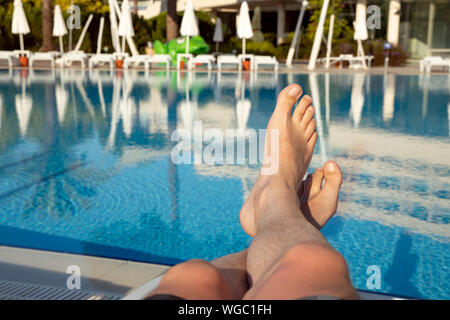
[166,0,178,41]
[133,0,138,15]
[42,0,54,51]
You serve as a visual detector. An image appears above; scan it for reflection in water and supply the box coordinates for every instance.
[349,73,365,128]
[15,74,32,137]
[383,74,395,123]
[0,69,449,299]
[308,73,328,163]
[235,74,251,133]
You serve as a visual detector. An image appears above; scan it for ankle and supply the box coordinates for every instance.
[253,177,299,217]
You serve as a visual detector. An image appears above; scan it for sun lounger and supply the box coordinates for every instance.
[145,54,171,71]
[218,54,242,71]
[89,53,115,70]
[420,56,450,73]
[123,55,152,69]
[254,55,279,71]
[29,51,60,68]
[189,54,215,70]
[0,51,15,68]
[320,54,373,69]
[59,51,88,69]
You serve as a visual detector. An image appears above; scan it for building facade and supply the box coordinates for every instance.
[133,0,450,59]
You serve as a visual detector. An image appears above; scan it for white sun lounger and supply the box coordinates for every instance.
[420,56,450,73]
[59,51,88,69]
[218,54,242,71]
[145,54,171,71]
[89,53,115,70]
[123,55,151,69]
[29,52,60,68]
[254,55,279,71]
[0,51,15,68]
[189,54,215,70]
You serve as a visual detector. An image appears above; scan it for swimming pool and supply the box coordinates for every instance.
[0,69,448,299]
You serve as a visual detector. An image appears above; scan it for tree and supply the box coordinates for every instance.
[304,0,352,46]
[41,0,54,51]
[166,0,178,41]
[133,0,138,15]
[251,6,264,43]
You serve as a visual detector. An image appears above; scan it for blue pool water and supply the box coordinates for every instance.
[0,69,448,299]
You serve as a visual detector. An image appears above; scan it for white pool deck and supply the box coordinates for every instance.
[0,245,406,300]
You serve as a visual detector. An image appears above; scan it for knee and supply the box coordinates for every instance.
[163,259,225,289]
[279,243,349,275]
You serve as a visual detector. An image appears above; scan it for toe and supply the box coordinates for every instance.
[306,131,317,154]
[300,106,315,128]
[321,161,343,200]
[293,95,311,120]
[305,118,316,141]
[310,168,324,197]
[275,84,302,116]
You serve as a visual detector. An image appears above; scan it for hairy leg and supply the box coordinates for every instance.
[240,84,357,299]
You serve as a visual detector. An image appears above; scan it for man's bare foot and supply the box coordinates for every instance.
[298,161,343,230]
[240,84,317,237]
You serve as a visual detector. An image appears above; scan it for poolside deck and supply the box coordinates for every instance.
[0,60,448,75]
[0,245,169,299]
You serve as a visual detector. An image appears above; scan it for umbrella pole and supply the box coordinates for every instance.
[216,42,219,53]
[122,36,126,54]
[59,36,64,53]
[20,34,24,52]
[242,38,246,55]
[186,36,190,55]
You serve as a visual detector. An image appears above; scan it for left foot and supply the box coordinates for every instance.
[298,161,343,229]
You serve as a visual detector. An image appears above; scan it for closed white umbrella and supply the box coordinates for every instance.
[237,1,253,55]
[12,0,30,52]
[354,1,368,69]
[180,0,199,55]
[53,5,68,53]
[213,17,223,53]
[118,0,134,54]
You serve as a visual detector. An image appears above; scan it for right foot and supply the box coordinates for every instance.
[298,161,343,230]
[240,84,317,237]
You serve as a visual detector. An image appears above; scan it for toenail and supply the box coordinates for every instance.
[288,86,301,97]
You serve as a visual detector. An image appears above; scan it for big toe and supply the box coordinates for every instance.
[322,161,343,199]
[274,84,303,116]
